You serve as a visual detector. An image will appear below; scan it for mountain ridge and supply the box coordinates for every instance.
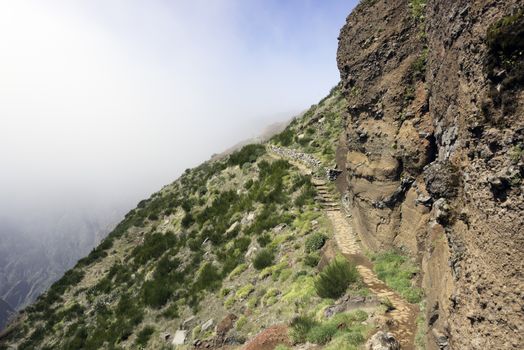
[1,1,523,349]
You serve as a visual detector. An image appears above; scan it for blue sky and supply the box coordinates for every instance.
[0,0,357,223]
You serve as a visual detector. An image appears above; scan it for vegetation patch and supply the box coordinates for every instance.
[371,251,423,303]
[315,257,359,299]
[253,249,275,270]
[290,311,369,346]
[305,232,327,252]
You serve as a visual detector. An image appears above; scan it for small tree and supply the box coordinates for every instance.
[314,257,358,299]
[253,249,275,270]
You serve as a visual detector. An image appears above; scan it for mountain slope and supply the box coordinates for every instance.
[2,89,387,350]
[2,1,523,349]
[0,299,14,332]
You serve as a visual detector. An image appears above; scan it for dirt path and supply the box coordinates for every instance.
[270,148,419,350]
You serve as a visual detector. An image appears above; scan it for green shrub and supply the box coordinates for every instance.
[306,323,338,344]
[257,234,271,247]
[305,232,327,252]
[132,232,177,265]
[228,144,266,166]
[143,279,172,308]
[289,315,318,343]
[315,257,358,299]
[272,128,294,146]
[304,253,320,268]
[253,249,275,270]
[194,263,222,292]
[135,326,154,348]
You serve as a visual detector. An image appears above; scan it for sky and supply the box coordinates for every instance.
[0,0,357,228]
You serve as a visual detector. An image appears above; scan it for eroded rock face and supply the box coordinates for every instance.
[336,1,524,349]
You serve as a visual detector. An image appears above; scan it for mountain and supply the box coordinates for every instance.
[1,1,523,349]
[0,207,124,314]
[0,299,14,332]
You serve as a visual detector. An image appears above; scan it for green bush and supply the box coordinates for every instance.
[315,257,358,299]
[142,279,172,308]
[304,253,320,268]
[305,232,327,252]
[257,234,271,247]
[135,326,155,348]
[131,232,177,265]
[228,144,266,166]
[253,249,275,270]
[272,128,294,146]
[289,315,318,343]
[194,262,222,292]
[306,323,338,344]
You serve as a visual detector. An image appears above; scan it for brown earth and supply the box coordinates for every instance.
[241,325,290,350]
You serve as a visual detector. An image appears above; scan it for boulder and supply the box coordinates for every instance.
[172,330,187,345]
[201,319,214,332]
[217,313,237,337]
[366,331,400,350]
[182,315,196,329]
[226,221,239,234]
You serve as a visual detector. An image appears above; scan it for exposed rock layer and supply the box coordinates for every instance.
[336,1,523,349]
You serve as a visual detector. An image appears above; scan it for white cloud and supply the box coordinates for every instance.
[0,0,348,225]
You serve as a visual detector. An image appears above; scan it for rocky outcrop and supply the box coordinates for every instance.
[336,1,524,349]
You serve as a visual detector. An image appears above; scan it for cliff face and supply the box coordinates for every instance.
[336,1,523,349]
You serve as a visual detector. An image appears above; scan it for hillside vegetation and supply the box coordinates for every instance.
[1,87,380,350]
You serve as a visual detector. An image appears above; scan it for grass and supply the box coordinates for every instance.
[236,283,255,300]
[415,302,427,349]
[371,251,423,303]
[315,257,359,299]
[290,311,369,346]
[409,0,427,21]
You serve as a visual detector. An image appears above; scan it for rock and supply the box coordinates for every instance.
[431,328,449,349]
[273,223,287,233]
[245,246,258,258]
[423,161,460,199]
[415,194,433,207]
[324,304,347,318]
[374,177,414,208]
[201,319,214,332]
[172,330,187,345]
[327,168,343,181]
[182,315,196,328]
[241,212,256,225]
[216,313,237,337]
[160,332,171,341]
[226,221,239,234]
[366,331,400,350]
[432,198,450,224]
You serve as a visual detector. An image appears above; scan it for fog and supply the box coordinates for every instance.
[0,0,355,233]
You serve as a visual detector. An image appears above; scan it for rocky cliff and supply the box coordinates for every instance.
[336,0,523,349]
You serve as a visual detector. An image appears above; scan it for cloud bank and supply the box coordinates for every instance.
[0,0,356,226]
